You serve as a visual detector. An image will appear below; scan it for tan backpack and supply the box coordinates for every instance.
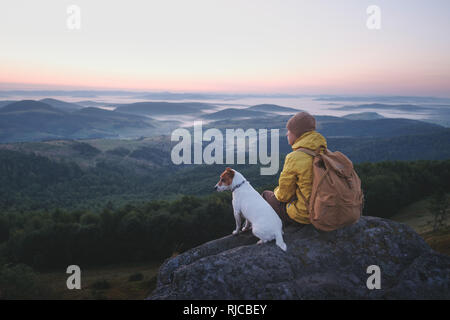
[296,146,364,231]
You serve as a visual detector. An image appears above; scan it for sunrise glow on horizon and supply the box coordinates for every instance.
[1,0,449,96]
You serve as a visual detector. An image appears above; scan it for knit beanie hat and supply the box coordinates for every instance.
[286,111,316,139]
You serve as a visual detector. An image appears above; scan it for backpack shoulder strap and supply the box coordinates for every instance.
[292,148,315,213]
[293,145,327,216]
[296,147,317,157]
[295,145,328,157]
[297,186,310,212]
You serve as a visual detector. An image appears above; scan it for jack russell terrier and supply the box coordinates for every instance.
[214,168,287,251]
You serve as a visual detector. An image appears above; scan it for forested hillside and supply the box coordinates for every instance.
[0,156,448,271]
[1,145,449,214]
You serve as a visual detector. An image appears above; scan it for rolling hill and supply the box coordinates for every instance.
[206,114,446,138]
[0,100,17,108]
[201,104,300,120]
[201,108,270,120]
[316,118,445,138]
[0,100,67,115]
[246,104,300,113]
[113,101,215,116]
[39,98,85,112]
[1,99,448,150]
[342,112,385,120]
[333,103,431,112]
[0,100,177,143]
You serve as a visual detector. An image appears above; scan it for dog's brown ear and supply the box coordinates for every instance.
[225,167,235,178]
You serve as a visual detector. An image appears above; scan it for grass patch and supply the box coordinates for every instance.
[128,273,144,282]
[391,195,437,234]
[36,261,161,300]
[391,193,449,256]
[420,226,450,256]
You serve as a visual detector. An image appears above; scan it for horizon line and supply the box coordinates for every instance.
[1,89,450,100]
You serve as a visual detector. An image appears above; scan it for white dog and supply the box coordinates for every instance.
[214,168,287,251]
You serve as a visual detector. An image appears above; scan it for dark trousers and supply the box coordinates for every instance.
[261,190,298,227]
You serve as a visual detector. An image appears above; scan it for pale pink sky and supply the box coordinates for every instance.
[1,0,449,96]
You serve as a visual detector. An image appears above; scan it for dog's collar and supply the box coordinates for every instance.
[231,180,247,192]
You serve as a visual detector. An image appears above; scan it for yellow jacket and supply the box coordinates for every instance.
[274,130,327,224]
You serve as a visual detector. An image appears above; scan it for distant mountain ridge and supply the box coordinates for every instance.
[0,100,176,143]
[114,101,215,116]
[39,98,84,112]
[0,100,17,108]
[246,104,300,113]
[201,108,270,120]
[0,100,66,115]
[0,99,448,143]
[315,96,450,103]
[342,112,385,120]
[206,113,446,138]
[335,103,432,112]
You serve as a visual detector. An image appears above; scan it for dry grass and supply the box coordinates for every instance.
[36,262,161,300]
[391,196,437,234]
[420,227,450,256]
[391,193,449,256]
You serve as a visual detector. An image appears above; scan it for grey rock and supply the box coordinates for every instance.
[148,216,450,299]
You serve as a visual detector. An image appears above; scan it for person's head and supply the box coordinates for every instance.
[286,111,316,145]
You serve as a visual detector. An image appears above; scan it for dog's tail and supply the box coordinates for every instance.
[275,232,287,252]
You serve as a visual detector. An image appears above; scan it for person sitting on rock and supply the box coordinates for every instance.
[262,111,327,227]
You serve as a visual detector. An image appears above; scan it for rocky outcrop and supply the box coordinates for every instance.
[148,216,450,299]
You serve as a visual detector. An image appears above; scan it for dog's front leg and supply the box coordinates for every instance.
[241,219,252,232]
[232,211,242,235]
